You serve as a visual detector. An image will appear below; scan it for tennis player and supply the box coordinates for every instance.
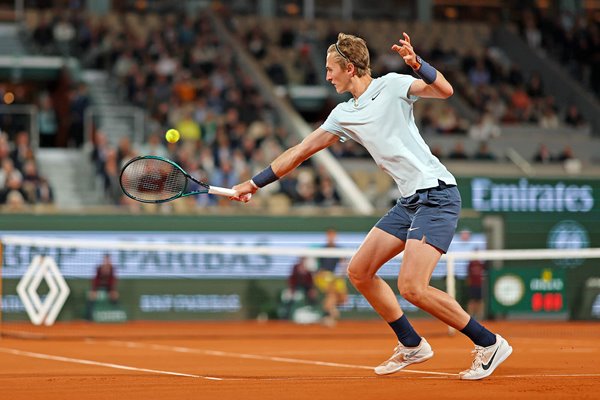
[232,32,512,380]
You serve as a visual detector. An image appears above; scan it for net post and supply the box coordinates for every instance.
[446,254,456,336]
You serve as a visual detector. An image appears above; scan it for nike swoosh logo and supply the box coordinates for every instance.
[482,348,499,370]
[371,91,382,101]
[404,350,419,359]
[408,227,420,232]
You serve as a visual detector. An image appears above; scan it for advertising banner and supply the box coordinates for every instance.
[490,267,568,318]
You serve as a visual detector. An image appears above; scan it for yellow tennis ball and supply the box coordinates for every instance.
[165,129,180,143]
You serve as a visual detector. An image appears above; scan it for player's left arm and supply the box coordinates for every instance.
[392,32,454,99]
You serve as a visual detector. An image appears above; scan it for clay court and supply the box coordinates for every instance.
[1,320,598,399]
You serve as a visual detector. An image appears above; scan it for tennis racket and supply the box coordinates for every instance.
[119,155,237,203]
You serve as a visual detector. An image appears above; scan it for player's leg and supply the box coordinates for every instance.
[399,237,470,327]
[347,223,433,375]
[347,227,405,322]
[399,184,511,379]
[399,239,511,379]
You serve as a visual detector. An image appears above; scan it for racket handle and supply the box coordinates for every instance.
[208,186,236,197]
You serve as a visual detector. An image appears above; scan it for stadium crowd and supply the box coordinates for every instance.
[0,130,54,210]
[13,5,594,209]
[516,7,600,97]
[43,10,342,208]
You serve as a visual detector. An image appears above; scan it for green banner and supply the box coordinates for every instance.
[1,277,455,323]
[456,177,600,214]
[457,177,600,250]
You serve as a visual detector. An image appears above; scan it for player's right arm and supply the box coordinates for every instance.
[271,128,339,178]
[231,128,339,201]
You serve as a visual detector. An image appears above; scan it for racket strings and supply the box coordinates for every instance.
[121,158,187,201]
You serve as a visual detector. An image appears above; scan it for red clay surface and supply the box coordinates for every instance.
[1,320,599,399]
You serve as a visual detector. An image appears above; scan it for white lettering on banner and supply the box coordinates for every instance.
[1,295,26,312]
[471,178,594,212]
[338,294,418,312]
[139,294,241,312]
[0,231,485,279]
[530,278,564,291]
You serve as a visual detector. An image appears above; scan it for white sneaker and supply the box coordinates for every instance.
[374,338,434,375]
[459,334,512,380]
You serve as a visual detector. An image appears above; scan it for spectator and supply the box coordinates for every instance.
[21,160,44,203]
[36,177,54,205]
[86,254,120,320]
[279,24,296,48]
[564,104,586,128]
[0,174,28,205]
[509,84,532,122]
[294,170,318,205]
[52,16,76,56]
[288,257,317,304]
[557,145,576,162]
[89,254,119,303]
[532,143,553,163]
[38,95,58,148]
[265,53,288,86]
[4,189,27,211]
[91,131,110,176]
[539,105,560,129]
[116,137,135,167]
[246,26,269,60]
[473,142,496,161]
[314,228,348,327]
[32,15,54,53]
[137,133,169,158]
[279,257,319,320]
[522,10,543,51]
[435,106,463,134]
[448,141,469,160]
[430,144,444,160]
[211,158,239,206]
[466,256,485,321]
[526,71,545,99]
[468,59,491,88]
[102,148,122,204]
[468,112,501,141]
[10,131,33,172]
[68,83,90,147]
[0,158,22,188]
[316,175,341,207]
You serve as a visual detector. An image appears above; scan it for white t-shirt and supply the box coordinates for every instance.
[320,73,456,197]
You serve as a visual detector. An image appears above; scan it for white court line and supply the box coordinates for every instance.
[501,374,600,378]
[0,347,221,380]
[96,341,600,380]
[96,340,458,377]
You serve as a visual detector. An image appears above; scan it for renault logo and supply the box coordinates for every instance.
[16,255,70,326]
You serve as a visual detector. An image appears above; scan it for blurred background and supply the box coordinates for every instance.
[0,0,599,334]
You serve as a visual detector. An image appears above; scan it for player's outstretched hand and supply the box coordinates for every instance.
[391,32,420,70]
[230,180,257,203]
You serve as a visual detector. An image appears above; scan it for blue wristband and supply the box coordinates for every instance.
[414,55,437,84]
[251,165,279,188]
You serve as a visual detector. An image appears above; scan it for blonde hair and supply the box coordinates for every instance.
[327,33,371,77]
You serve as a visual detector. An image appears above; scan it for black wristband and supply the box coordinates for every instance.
[251,165,279,188]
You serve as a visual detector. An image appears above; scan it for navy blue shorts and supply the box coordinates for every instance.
[375,181,461,253]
